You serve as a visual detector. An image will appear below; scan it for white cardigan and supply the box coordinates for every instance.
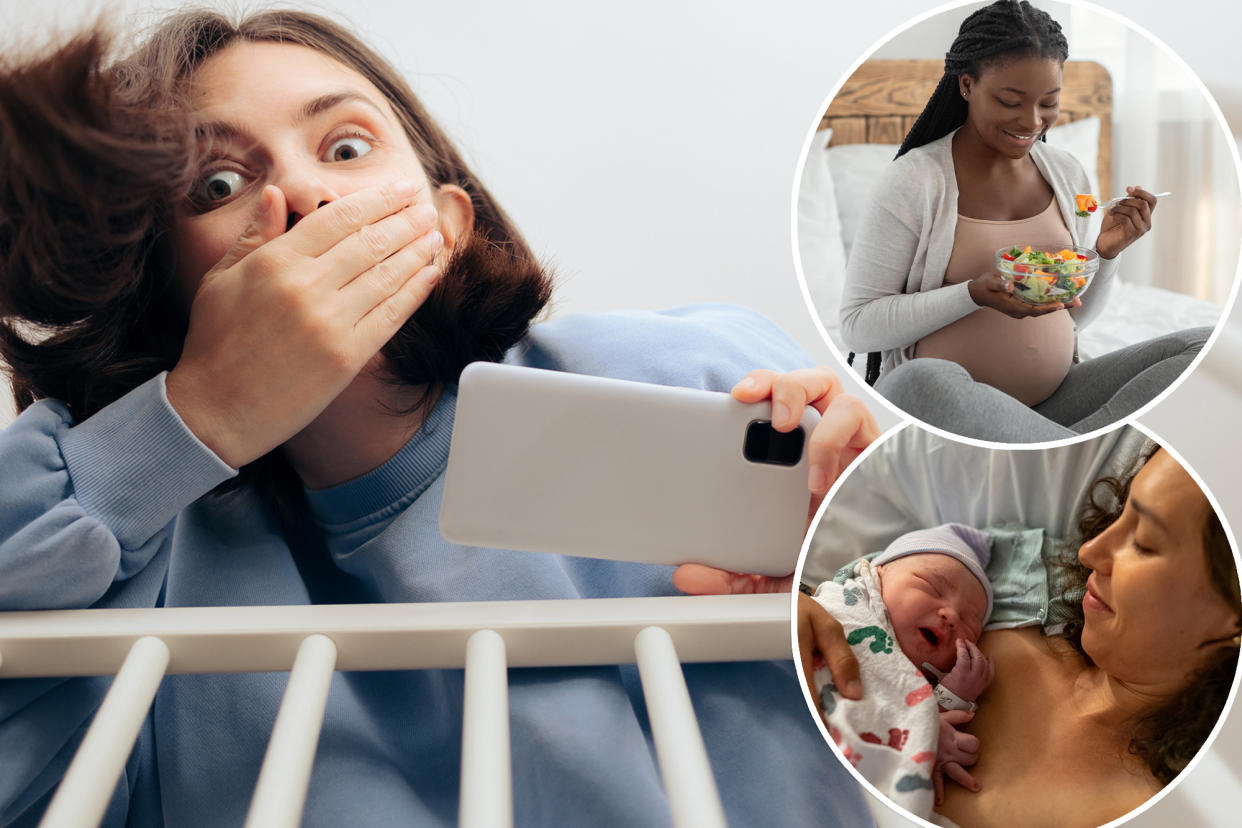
[838,129,1119,378]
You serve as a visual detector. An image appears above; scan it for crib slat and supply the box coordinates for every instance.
[634,626,727,828]
[39,636,170,828]
[459,630,512,828]
[244,634,337,828]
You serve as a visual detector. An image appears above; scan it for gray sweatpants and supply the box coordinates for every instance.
[875,327,1212,442]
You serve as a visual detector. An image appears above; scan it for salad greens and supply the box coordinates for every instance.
[996,245,1096,305]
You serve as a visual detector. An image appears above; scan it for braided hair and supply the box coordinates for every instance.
[896,0,1069,159]
[851,1,1069,385]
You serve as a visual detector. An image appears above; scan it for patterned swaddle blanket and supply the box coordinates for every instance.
[811,560,939,818]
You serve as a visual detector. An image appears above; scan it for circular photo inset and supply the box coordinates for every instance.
[794,423,1242,827]
[795,0,1241,445]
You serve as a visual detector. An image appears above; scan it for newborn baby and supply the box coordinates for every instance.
[809,524,996,816]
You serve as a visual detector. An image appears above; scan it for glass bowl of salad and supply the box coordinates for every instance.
[994,244,1100,305]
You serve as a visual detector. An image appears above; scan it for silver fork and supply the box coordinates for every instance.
[1102,190,1171,209]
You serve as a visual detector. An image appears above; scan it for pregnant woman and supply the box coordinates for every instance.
[839,0,1210,442]
[798,444,1242,827]
[0,9,879,825]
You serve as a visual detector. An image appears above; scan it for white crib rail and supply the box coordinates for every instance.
[635,626,728,828]
[0,594,790,828]
[245,634,338,828]
[460,630,512,828]
[38,637,170,828]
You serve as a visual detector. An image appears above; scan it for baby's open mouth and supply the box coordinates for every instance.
[920,627,940,647]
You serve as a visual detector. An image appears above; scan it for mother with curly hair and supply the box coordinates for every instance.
[799,444,1241,827]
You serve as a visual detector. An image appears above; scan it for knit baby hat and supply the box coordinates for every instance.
[872,523,994,622]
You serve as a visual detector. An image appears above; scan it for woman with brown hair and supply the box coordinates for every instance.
[797,442,1241,827]
[0,9,879,826]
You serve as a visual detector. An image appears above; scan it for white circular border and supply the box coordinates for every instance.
[787,419,1242,828]
[787,0,1242,454]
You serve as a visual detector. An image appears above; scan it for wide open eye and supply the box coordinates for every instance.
[324,135,373,162]
[194,169,246,204]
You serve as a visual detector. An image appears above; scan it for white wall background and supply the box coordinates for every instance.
[2,1,1242,826]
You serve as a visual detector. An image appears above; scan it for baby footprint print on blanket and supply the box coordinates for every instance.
[895,772,934,792]
[847,625,894,654]
[859,728,910,751]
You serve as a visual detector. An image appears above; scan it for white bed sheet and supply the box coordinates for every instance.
[1077,279,1224,359]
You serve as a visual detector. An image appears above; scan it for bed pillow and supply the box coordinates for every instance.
[825,142,899,256]
[796,128,847,341]
[1044,115,1101,202]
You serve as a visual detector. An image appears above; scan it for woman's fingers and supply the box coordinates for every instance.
[1112,186,1157,219]
[972,273,1066,318]
[731,368,776,403]
[771,369,845,424]
[798,592,863,700]
[807,393,880,495]
[355,262,441,347]
[325,202,440,290]
[1097,186,1157,258]
[1108,200,1152,236]
[342,222,445,319]
[731,366,876,497]
[733,368,844,432]
[285,177,423,258]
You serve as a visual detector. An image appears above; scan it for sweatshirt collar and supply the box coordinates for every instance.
[302,388,456,526]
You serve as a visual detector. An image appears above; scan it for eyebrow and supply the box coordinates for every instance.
[299,90,388,123]
[999,86,1061,96]
[193,90,389,147]
[1129,497,1171,535]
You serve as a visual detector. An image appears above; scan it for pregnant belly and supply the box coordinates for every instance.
[914,308,1075,406]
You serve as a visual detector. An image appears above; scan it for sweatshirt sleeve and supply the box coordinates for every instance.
[838,162,978,353]
[0,372,237,610]
[0,373,232,825]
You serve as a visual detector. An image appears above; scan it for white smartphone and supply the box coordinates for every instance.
[438,362,819,576]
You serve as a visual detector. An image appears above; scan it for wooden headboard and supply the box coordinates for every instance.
[820,59,1113,198]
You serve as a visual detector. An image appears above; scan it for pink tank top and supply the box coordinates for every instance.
[914,199,1075,406]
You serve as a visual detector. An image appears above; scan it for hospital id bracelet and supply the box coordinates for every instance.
[933,683,978,713]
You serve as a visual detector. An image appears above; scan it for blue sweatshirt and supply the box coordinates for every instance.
[0,305,870,827]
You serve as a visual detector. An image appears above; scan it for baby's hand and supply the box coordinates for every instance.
[940,639,995,703]
[934,709,981,805]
